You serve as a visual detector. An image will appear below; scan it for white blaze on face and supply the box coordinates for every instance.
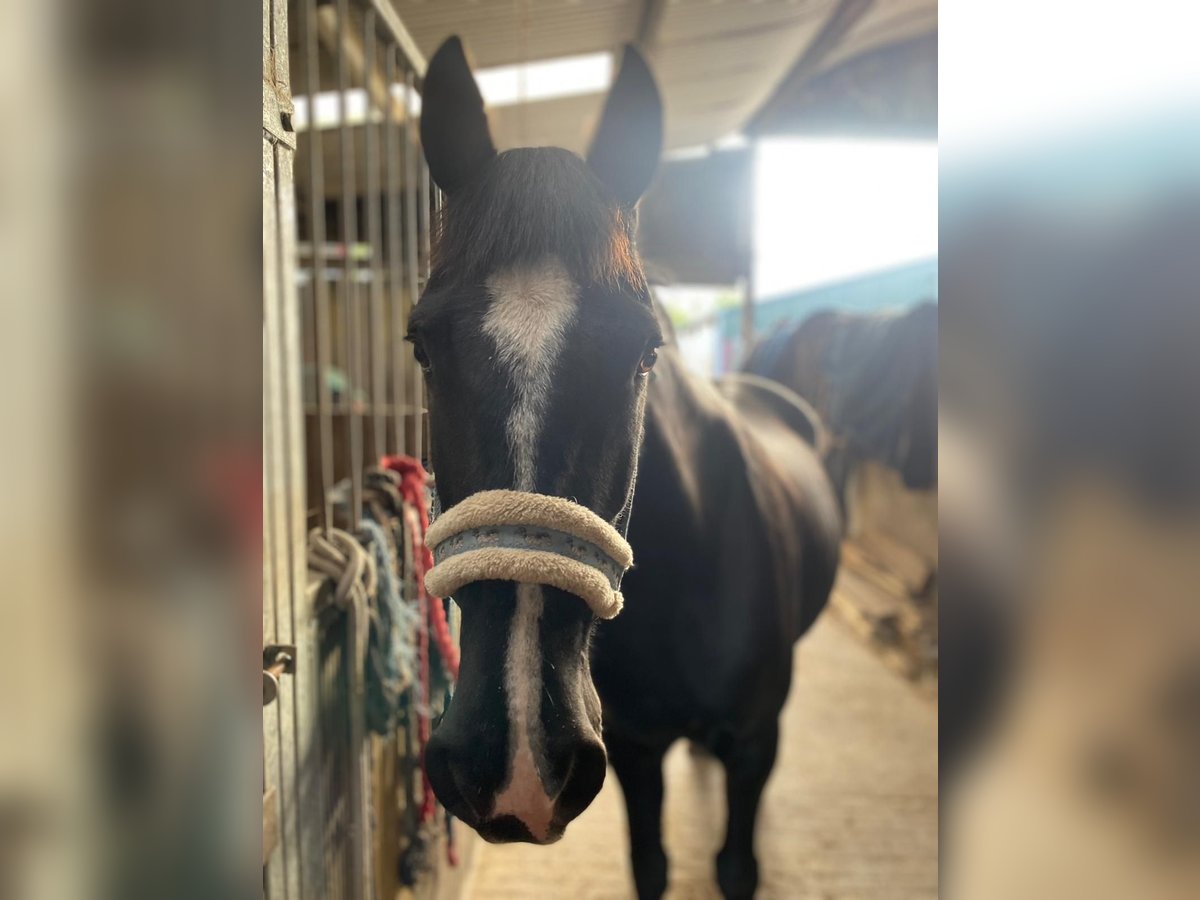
[482,259,579,490]
[491,583,554,839]
[482,259,578,839]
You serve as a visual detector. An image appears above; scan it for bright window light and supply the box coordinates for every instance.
[293,89,372,131]
[663,145,710,162]
[475,52,612,107]
[941,0,1200,157]
[754,139,938,297]
[293,52,612,131]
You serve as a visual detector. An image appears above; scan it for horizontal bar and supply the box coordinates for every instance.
[368,0,427,78]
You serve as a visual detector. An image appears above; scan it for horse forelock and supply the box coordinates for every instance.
[431,147,645,293]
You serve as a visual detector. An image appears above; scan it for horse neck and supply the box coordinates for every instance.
[635,345,739,531]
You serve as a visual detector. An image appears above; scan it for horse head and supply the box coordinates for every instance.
[412,37,663,843]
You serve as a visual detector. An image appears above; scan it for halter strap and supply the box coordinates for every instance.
[423,490,633,619]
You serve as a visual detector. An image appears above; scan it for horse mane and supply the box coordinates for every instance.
[432,147,646,292]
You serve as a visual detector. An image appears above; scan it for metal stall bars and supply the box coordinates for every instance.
[264,0,443,898]
[264,0,316,896]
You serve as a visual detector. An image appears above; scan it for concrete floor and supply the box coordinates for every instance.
[462,613,938,899]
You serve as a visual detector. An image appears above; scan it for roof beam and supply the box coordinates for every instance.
[746,0,876,134]
[636,0,668,57]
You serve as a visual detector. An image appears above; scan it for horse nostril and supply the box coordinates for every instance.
[429,729,607,842]
[425,737,485,825]
[554,739,607,824]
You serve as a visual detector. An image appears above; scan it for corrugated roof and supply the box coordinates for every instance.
[393,0,934,153]
[393,0,638,69]
[289,0,937,198]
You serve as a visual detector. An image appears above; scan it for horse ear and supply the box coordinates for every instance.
[587,45,663,207]
[421,36,497,194]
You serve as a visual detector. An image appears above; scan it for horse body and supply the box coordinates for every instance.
[594,347,841,898]
[415,36,840,898]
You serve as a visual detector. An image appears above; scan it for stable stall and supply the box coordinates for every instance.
[262,2,936,897]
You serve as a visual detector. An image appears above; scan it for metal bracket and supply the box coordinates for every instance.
[262,644,297,706]
[262,77,297,149]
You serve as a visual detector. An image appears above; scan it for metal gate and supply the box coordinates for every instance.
[264,1,453,898]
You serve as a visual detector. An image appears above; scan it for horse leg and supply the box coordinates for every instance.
[607,732,668,900]
[715,721,779,900]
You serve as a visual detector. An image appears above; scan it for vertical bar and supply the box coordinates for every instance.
[415,150,431,462]
[386,47,405,456]
[739,144,756,364]
[303,0,334,534]
[363,10,386,464]
[276,137,322,900]
[336,0,364,530]
[262,128,286,900]
[426,181,442,465]
[334,7,369,900]
[403,68,420,459]
[299,4,335,895]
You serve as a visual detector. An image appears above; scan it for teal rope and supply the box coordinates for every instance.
[358,517,420,735]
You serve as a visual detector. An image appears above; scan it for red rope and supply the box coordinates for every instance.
[409,503,435,824]
[380,456,460,825]
[381,455,460,680]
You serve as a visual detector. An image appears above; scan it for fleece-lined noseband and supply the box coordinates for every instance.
[423,490,633,619]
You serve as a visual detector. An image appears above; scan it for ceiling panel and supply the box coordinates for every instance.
[385,0,935,152]
[393,0,639,69]
[817,0,936,72]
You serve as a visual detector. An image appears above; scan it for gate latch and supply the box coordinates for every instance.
[262,645,297,706]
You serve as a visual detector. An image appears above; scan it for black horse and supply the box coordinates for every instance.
[594,361,841,898]
[745,302,938,502]
[414,38,840,899]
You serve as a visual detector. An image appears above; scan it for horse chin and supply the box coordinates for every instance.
[476,814,567,845]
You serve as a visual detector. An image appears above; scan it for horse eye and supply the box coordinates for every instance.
[638,347,658,376]
[410,339,431,373]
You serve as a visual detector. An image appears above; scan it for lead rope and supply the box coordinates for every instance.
[307,526,377,900]
[427,484,461,867]
[382,455,460,679]
[379,453,461,871]
[403,499,436,825]
[358,517,421,732]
